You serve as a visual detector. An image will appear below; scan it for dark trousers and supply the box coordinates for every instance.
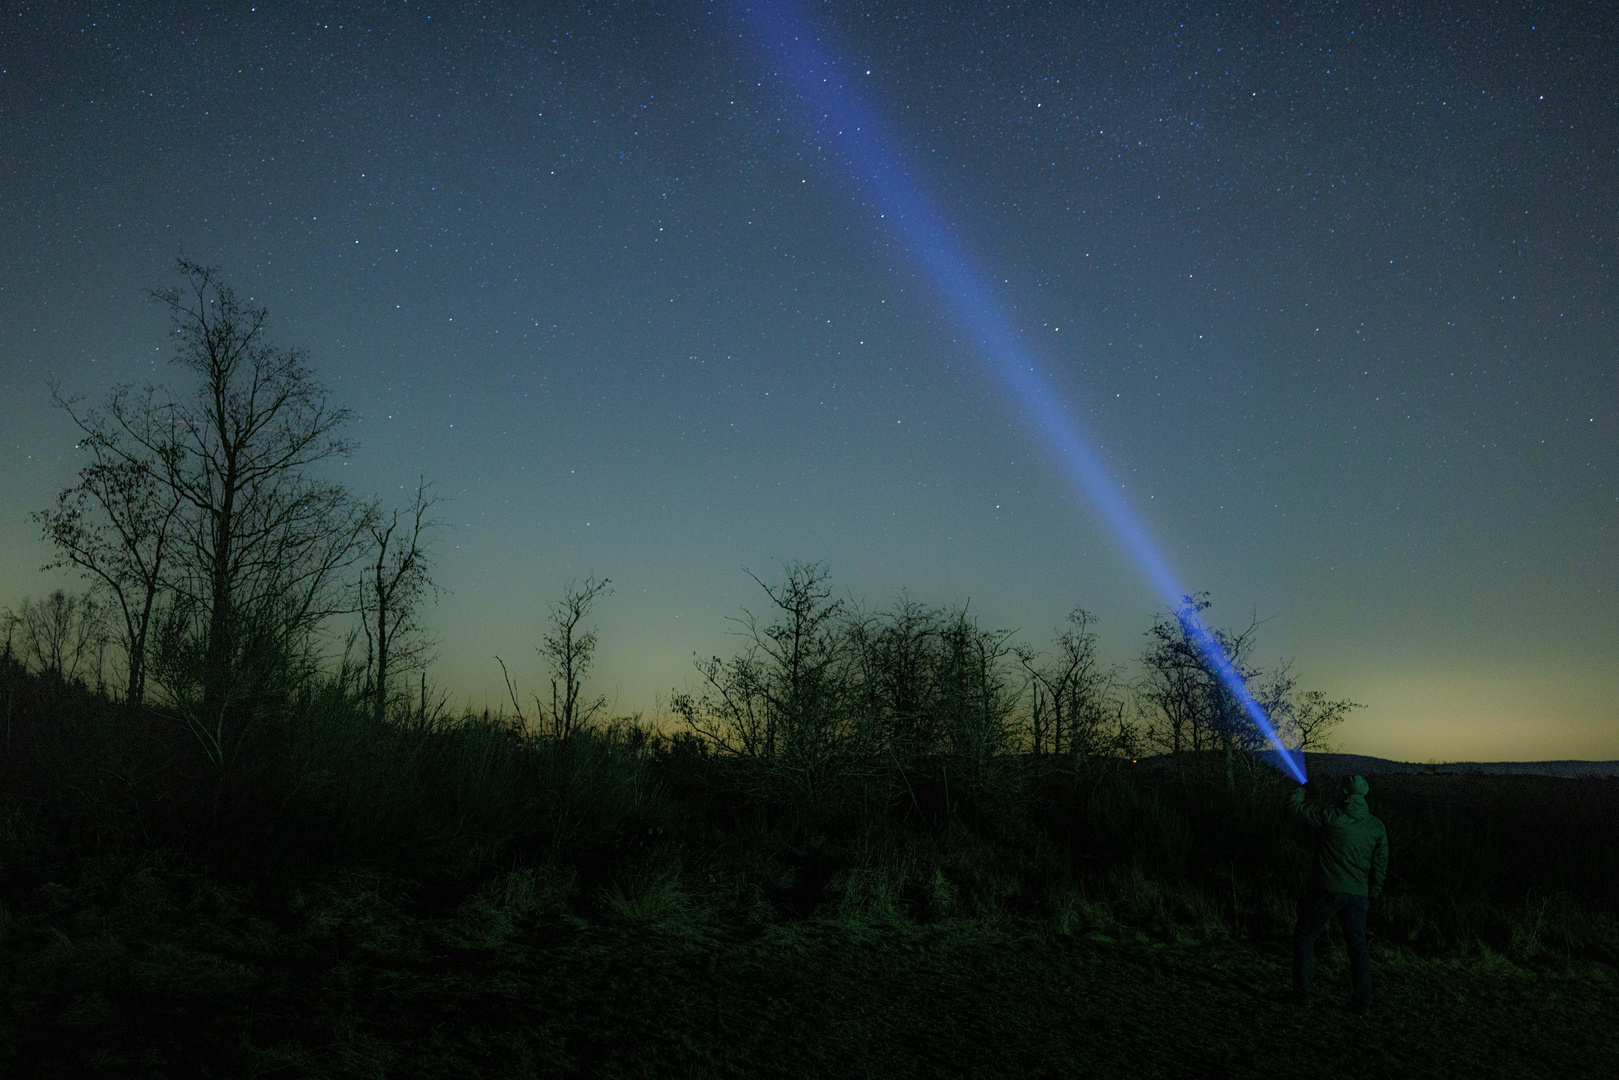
[1292,887,1371,1009]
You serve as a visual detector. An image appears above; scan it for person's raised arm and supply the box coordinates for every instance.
[1287,781,1328,828]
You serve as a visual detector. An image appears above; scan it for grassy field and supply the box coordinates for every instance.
[3,857,1615,1079]
[3,660,1617,1078]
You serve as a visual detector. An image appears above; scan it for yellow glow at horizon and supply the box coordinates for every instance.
[1338,665,1619,762]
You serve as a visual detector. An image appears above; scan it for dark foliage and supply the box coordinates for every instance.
[3,652,1614,946]
[3,654,1617,1075]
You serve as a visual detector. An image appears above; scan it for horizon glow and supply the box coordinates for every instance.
[733,0,1307,782]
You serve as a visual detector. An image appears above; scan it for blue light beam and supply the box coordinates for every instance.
[731,0,1307,783]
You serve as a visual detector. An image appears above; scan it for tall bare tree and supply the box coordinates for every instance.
[1136,593,1351,793]
[1016,608,1116,762]
[509,577,613,742]
[846,594,944,756]
[932,605,1019,767]
[673,562,853,800]
[36,396,184,704]
[42,260,369,764]
[144,258,368,722]
[360,479,442,724]
[745,563,848,765]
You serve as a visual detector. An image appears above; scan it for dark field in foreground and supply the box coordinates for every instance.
[2,663,1617,1077]
[2,862,1615,1079]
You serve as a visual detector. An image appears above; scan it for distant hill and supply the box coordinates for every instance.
[1136,752,1619,779]
[1301,753,1619,779]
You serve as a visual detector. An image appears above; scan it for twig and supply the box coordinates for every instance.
[495,655,526,727]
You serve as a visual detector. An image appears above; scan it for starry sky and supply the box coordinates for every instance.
[3,1,1615,761]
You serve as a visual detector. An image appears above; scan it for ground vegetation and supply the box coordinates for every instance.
[2,612,1615,1076]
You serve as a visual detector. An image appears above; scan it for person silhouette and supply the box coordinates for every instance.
[1288,774,1389,1014]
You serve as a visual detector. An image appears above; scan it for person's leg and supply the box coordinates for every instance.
[1338,893,1371,1013]
[1292,888,1337,1002]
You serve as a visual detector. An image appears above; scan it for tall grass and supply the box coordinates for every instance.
[0,655,658,884]
[1,653,1614,966]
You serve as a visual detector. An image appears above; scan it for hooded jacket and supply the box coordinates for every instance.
[1288,775,1389,897]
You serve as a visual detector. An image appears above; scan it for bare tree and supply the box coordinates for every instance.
[360,479,442,724]
[38,260,370,767]
[1261,664,1361,754]
[1016,608,1117,763]
[35,400,184,704]
[1138,598,1203,757]
[673,562,850,776]
[672,645,771,758]
[141,258,368,723]
[932,605,1020,767]
[846,593,943,756]
[843,596,1017,767]
[1138,595,1268,760]
[2,590,108,685]
[533,577,613,741]
[1136,595,1359,785]
[745,563,849,766]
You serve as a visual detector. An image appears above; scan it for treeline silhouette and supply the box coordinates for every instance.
[3,261,1615,969]
[3,626,1616,961]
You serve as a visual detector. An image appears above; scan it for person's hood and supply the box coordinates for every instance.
[1341,774,1370,819]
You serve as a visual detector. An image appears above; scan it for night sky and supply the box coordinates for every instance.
[3,1,1615,761]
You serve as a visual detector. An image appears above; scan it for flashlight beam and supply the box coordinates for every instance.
[732,0,1307,783]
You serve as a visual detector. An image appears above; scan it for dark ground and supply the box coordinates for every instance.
[3,668,1615,1078]
[3,860,1615,1079]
